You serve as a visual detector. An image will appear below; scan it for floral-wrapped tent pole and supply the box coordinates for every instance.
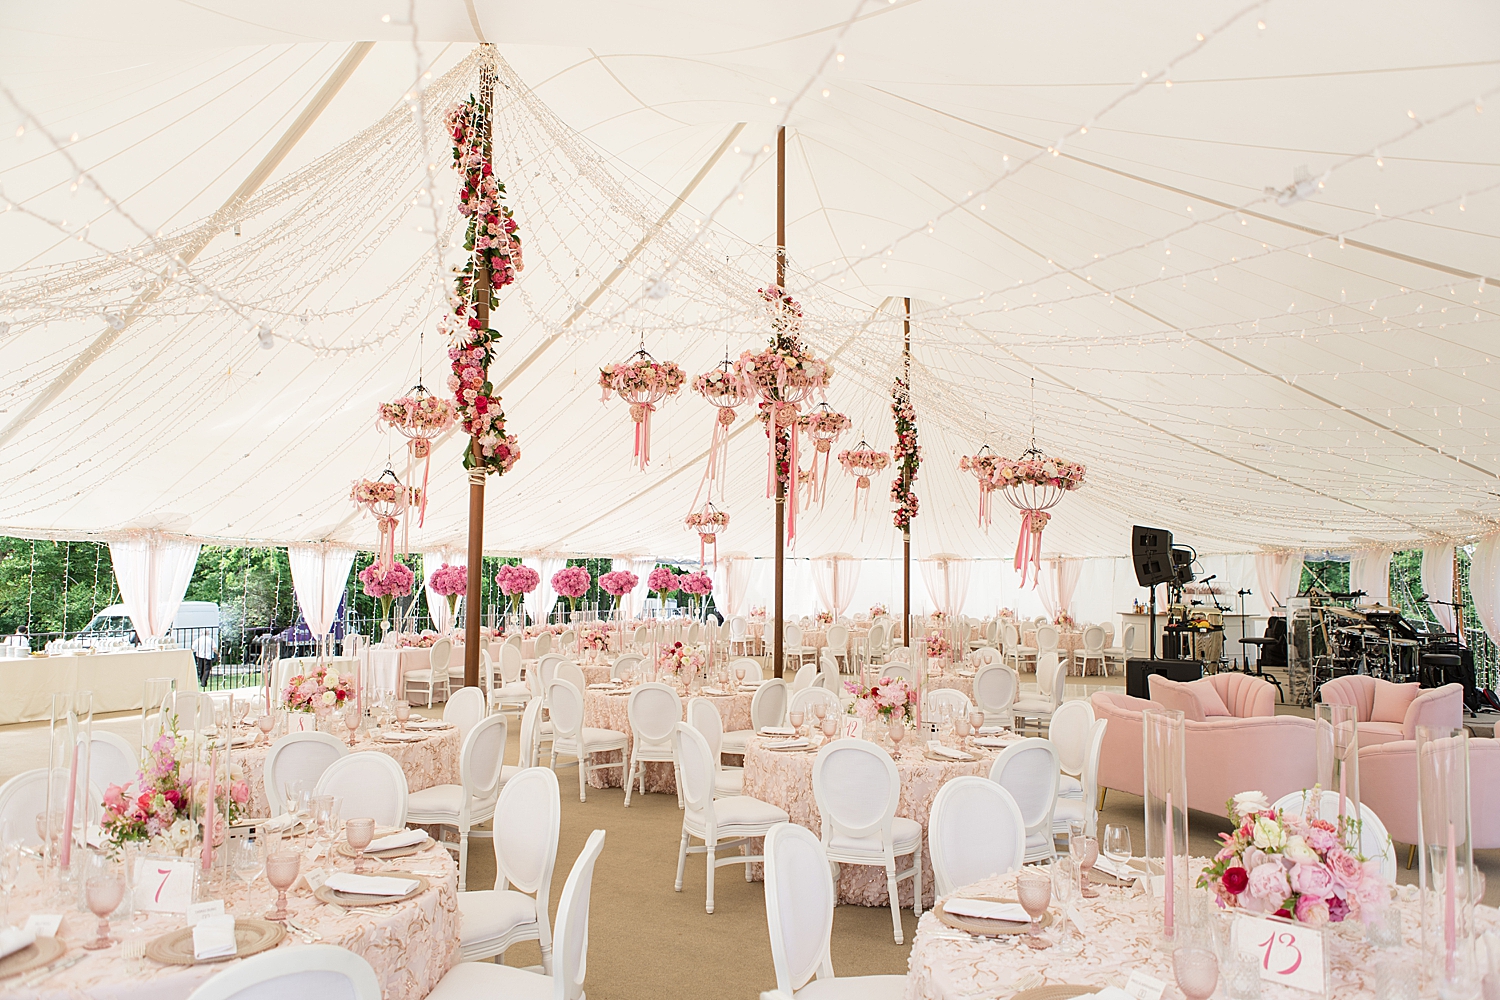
[890,375,920,532]
[600,349,686,471]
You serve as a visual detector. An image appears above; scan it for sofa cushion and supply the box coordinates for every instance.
[1185,678,1231,717]
[1372,680,1420,724]
[1147,675,1205,722]
[1359,721,1407,746]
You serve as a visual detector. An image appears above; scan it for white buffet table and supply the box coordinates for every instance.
[0,648,198,724]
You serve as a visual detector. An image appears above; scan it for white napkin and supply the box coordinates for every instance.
[0,927,35,959]
[1094,857,1138,881]
[701,687,729,696]
[260,813,297,833]
[192,915,238,960]
[976,725,1005,735]
[407,720,449,730]
[970,736,1011,749]
[926,740,974,761]
[586,682,619,690]
[942,898,1029,922]
[764,738,810,750]
[324,873,418,897]
[366,828,427,853]
[758,726,797,736]
[381,732,426,742]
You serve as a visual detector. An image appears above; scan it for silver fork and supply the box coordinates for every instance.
[285,918,322,942]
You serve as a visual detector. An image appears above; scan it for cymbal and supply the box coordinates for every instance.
[1322,606,1366,621]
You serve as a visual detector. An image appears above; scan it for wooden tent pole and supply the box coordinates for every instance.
[773,125,787,680]
[902,297,912,646]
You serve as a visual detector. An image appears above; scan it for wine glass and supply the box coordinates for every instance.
[1015,868,1052,949]
[1080,836,1099,898]
[283,781,311,827]
[255,713,274,745]
[345,818,375,874]
[1173,946,1220,1000]
[820,716,838,740]
[263,850,300,921]
[317,797,342,856]
[968,709,985,733]
[231,837,263,903]
[1068,820,1088,893]
[954,715,969,740]
[1102,823,1131,877]
[82,852,125,950]
[236,697,252,729]
[888,719,906,751]
[344,702,361,746]
[395,700,411,733]
[1052,859,1080,955]
[788,710,804,737]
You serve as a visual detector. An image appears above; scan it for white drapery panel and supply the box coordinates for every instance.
[422,548,466,634]
[710,552,753,617]
[108,533,202,641]
[1254,551,1305,610]
[287,545,356,637]
[1348,548,1391,608]
[523,556,567,624]
[1422,544,1455,633]
[1038,557,1083,620]
[1469,535,1500,651]
[918,554,971,617]
[616,556,657,619]
[810,553,861,617]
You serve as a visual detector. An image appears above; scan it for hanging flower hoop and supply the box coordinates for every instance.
[684,502,730,568]
[958,445,1002,533]
[690,360,752,506]
[600,349,686,471]
[377,386,455,526]
[997,450,1086,587]
[350,473,423,572]
[838,443,890,520]
[800,404,850,508]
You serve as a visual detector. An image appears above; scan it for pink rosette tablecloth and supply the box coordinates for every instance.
[1024,627,1084,670]
[239,725,462,816]
[925,670,976,701]
[742,731,1023,907]
[581,687,752,791]
[8,836,459,1000]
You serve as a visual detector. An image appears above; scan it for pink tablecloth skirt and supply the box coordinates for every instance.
[238,725,461,816]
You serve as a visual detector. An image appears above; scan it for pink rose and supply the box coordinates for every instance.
[1295,893,1330,925]
[1290,862,1334,898]
[1247,861,1290,904]
[1326,848,1363,889]
[1305,826,1338,854]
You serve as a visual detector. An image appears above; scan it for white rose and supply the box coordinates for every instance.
[1252,816,1286,850]
[1233,790,1271,817]
[1282,835,1318,863]
[322,691,337,706]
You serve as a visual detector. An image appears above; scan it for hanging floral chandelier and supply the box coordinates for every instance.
[684,501,730,568]
[800,403,851,508]
[958,444,1001,532]
[376,385,454,526]
[691,356,752,499]
[998,380,1087,587]
[599,345,685,471]
[838,440,890,520]
[350,469,423,573]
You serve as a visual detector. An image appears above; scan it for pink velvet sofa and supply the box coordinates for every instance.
[1147,673,1277,721]
[1359,736,1500,861]
[1317,677,1464,747]
[1092,690,1317,815]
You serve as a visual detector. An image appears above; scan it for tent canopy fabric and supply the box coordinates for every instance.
[2,3,1497,567]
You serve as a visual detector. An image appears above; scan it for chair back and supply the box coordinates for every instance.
[812,739,900,845]
[1036,625,1059,653]
[611,653,643,680]
[499,643,523,684]
[728,616,748,642]
[183,944,381,1000]
[264,733,349,816]
[685,622,701,645]
[785,623,803,648]
[1122,624,1136,652]
[444,686,486,739]
[552,827,607,1000]
[167,691,214,733]
[0,768,98,848]
[429,638,453,672]
[518,697,544,768]
[1076,718,1108,836]
[1101,622,1115,642]
[790,661,818,693]
[929,776,1026,896]
[887,646,910,663]
[493,766,561,909]
[1047,699,1096,776]
[672,723,718,822]
[750,679,789,731]
[730,657,763,683]
[534,631,553,658]
[1002,623,1020,651]
[687,697,726,760]
[557,660,587,698]
[559,629,576,654]
[545,679,585,742]
[1035,651,1061,697]
[1082,625,1106,654]
[1271,790,1396,879]
[924,687,973,721]
[789,686,839,720]
[314,752,409,829]
[867,620,887,653]
[988,738,1059,853]
[973,664,1017,723]
[763,822,837,994]
[817,651,841,692]
[825,624,849,652]
[504,632,522,653]
[459,713,509,809]
[628,683,682,748]
[632,625,649,648]
[880,662,915,684]
[89,733,139,794]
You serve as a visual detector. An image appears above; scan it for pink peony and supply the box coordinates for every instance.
[1247,861,1291,904]
[1290,862,1334,898]
[1304,826,1339,854]
[1295,894,1330,925]
[1325,848,1364,889]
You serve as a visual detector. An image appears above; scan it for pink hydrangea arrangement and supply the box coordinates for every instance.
[677,571,712,597]
[552,566,592,610]
[1054,610,1075,627]
[1198,790,1389,925]
[496,564,540,614]
[657,641,705,683]
[359,560,416,623]
[869,604,887,617]
[100,716,248,855]
[845,676,917,726]
[429,563,467,626]
[648,566,679,599]
[283,664,355,713]
[599,570,638,598]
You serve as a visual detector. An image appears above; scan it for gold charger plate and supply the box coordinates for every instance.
[1085,868,1134,888]
[0,937,66,979]
[1012,986,1100,1000]
[923,750,977,763]
[336,835,435,860]
[314,871,429,907]
[145,918,285,966]
[935,897,1052,937]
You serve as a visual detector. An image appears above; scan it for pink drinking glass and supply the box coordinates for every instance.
[394,700,411,733]
[345,818,375,874]
[1016,869,1052,950]
[1173,946,1219,1000]
[82,854,125,950]
[263,850,300,922]
[788,710,804,737]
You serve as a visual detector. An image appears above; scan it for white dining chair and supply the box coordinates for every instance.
[407,713,508,890]
[0,769,100,849]
[928,776,1026,897]
[556,660,587,700]
[625,683,683,808]
[1271,790,1396,880]
[611,653,643,680]
[760,821,906,1000]
[789,661,818,694]
[1002,622,1036,674]
[1012,652,1067,732]
[729,657,763,683]
[1077,625,1108,677]
[866,620,890,664]
[988,737,1060,863]
[723,679,788,754]
[783,624,816,672]
[1054,718,1108,839]
[886,645,911,664]
[457,766,561,968]
[489,643,530,716]
[558,628,576,655]
[88,732,138,794]
[880,662,915,685]
[533,631,553,659]
[1047,699,1096,786]
[1035,624,1060,663]
[788,686,838,722]
[430,829,606,1000]
[685,622,701,645]
[404,641,450,707]
[631,624,650,649]
[811,739,922,944]
[923,687,973,723]
[314,751,409,829]
[186,944,381,1000]
[444,686,486,740]
[817,651,843,700]
[263,732,348,817]
[1104,625,1134,674]
[824,624,850,672]
[442,637,467,691]
[688,697,743,796]
[972,663,1017,730]
[546,678,626,803]
[672,723,787,914]
[516,697,544,771]
[728,616,750,656]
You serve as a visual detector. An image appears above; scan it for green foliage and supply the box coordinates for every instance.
[0,539,118,637]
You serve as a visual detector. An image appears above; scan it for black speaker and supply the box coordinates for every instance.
[1126,657,1203,698]
[1132,525,1174,587]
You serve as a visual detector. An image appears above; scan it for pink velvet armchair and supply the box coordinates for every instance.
[1317,677,1464,746]
[1359,735,1500,867]
[1092,690,1316,815]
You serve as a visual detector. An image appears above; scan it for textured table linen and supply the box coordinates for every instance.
[580,688,752,791]
[0,649,198,724]
[238,726,461,816]
[8,838,458,1000]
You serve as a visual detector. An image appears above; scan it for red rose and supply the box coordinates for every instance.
[1221,867,1248,895]
[1274,908,1292,919]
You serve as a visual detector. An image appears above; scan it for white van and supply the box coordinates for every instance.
[79,601,220,644]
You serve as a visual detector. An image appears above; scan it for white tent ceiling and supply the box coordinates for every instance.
[1,1,1498,566]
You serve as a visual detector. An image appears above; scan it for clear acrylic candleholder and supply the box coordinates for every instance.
[1417,725,1480,999]
[1143,706,1189,950]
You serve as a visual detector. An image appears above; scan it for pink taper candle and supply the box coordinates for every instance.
[1164,790,1175,936]
[1338,764,1347,823]
[59,740,79,867]
[1445,820,1457,977]
[202,748,217,872]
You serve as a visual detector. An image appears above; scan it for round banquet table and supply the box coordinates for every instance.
[581,686,753,791]
[7,834,458,1000]
[925,669,976,701]
[237,724,461,816]
[907,867,1500,1000]
[1025,628,1084,670]
[741,730,1024,907]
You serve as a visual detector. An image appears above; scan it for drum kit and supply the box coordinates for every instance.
[1322,604,1422,682]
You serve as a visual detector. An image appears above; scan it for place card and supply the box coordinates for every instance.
[1123,969,1167,1000]
[296,867,329,893]
[134,858,196,913]
[185,899,225,926]
[1234,912,1329,995]
[22,914,61,937]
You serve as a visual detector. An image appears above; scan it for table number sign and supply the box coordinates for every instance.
[1234,912,1330,995]
[135,857,196,914]
[841,716,863,740]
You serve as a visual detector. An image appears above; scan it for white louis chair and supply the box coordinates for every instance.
[789,686,839,722]
[263,733,348,817]
[88,732,139,794]
[866,620,891,664]
[625,683,683,808]
[546,678,626,803]
[928,776,1027,897]
[407,713,508,889]
[672,723,787,914]
[783,624,816,670]
[760,821,906,1000]
[444,686,487,741]
[1054,718,1108,838]
[988,738,1060,863]
[516,697,545,771]
[404,640,451,707]
[457,766,561,968]
[723,679,788,754]
[555,660,588,701]
[972,663,1017,729]
[631,624,650,650]
[1271,789,1396,880]
[824,624,850,673]
[445,638,469,692]
[490,644,530,716]
[880,662,915,685]
[0,769,100,849]
[1013,652,1067,732]
[812,739,922,944]
[789,662,819,694]
[314,751,409,829]
[688,697,743,796]
[1104,624,1134,674]
[1077,625,1108,677]
[533,631,553,659]
[729,657,764,683]
[611,653,643,681]
[728,616,750,656]
[1046,699,1096,791]
[558,629,576,656]
[1002,622,1036,673]
[886,646,911,664]
[430,829,605,1000]
[186,944,380,1000]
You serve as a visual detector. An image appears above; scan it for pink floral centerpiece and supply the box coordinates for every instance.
[552,566,592,613]
[100,717,249,856]
[677,570,713,618]
[359,560,416,629]
[599,351,686,470]
[579,627,611,653]
[869,603,888,618]
[926,632,952,661]
[428,562,467,630]
[496,564,540,617]
[1054,610,1075,628]
[657,641,706,685]
[397,631,439,648]
[599,570,638,612]
[845,676,917,726]
[1198,790,1389,925]
[815,611,833,626]
[283,664,356,714]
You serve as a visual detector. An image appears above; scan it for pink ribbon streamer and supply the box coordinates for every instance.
[632,403,656,470]
[376,514,398,573]
[978,483,992,532]
[410,439,433,527]
[1013,509,1047,588]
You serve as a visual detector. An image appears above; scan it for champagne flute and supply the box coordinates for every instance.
[1015,868,1052,949]
[232,837,263,905]
[345,818,375,874]
[1102,823,1131,877]
[82,852,125,950]
[263,850,300,922]
[1052,859,1080,955]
